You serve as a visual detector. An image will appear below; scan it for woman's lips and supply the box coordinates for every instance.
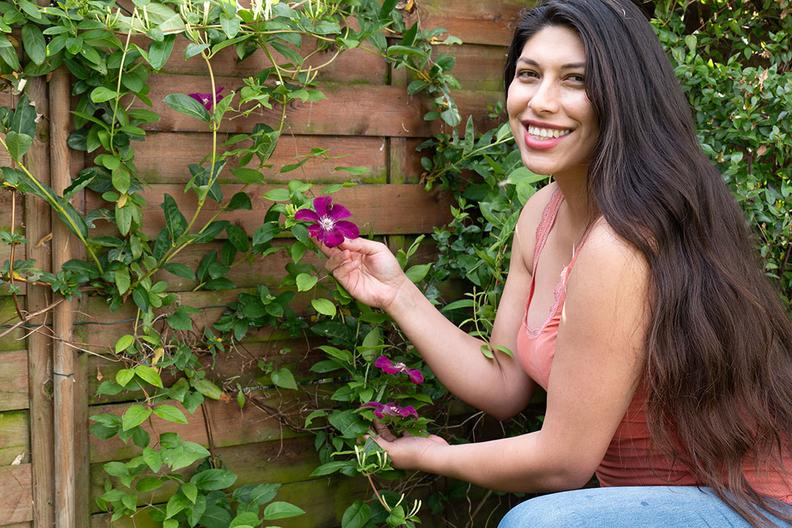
[523,128,570,150]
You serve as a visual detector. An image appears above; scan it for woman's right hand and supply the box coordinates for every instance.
[321,237,410,311]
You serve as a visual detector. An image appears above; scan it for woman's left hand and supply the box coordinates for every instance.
[370,421,449,471]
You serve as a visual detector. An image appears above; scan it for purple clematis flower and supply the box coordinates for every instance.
[295,196,360,248]
[374,355,424,384]
[362,401,419,420]
[189,86,224,111]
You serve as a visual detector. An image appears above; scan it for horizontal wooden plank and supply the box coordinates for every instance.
[89,476,368,528]
[0,410,29,466]
[85,183,452,238]
[0,351,29,411]
[446,44,509,92]
[128,133,388,185]
[88,387,330,463]
[414,0,530,46]
[90,436,320,508]
[0,464,32,523]
[0,523,31,528]
[88,337,324,404]
[159,37,388,84]
[139,77,501,137]
[0,297,26,352]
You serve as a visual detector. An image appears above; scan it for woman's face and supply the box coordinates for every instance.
[507,25,598,180]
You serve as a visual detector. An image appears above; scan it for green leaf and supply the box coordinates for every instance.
[153,404,188,424]
[405,263,431,283]
[115,334,135,354]
[135,365,164,388]
[21,24,46,66]
[121,404,152,431]
[147,35,175,70]
[311,298,336,317]
[184,42,210,58]
[192,378,223,400]
[310,460,353,477]
[342,500,372,528]
[115,368,135,387]
[163,263,194,280]
[231,167,264,184]
[318,345,353,365]
[166,491,190,519]
[164,93,210,122]
[227,191,252,211]
[191,468,238,491]
[295,273,317,292]
[142,447,162,472]
[263,501,305,521]
[262,188,290,202]
[5,132,33,160]
[114,267,131,295]
[271,367,297,390]
[162,194,187,242]
[230,512,260,528]
[90,87,118,103]
[111,166,130,194]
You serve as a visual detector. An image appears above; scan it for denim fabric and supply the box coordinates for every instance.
[498,486,792,527]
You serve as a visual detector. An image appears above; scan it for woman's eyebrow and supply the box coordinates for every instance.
[516,57,585,69]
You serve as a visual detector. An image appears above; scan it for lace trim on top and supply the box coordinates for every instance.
[523,188,593,336]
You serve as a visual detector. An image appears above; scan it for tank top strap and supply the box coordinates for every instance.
[531,188,564,277]
[565,217,598,274]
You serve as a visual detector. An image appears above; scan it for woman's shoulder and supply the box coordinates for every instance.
[571,219,650,299]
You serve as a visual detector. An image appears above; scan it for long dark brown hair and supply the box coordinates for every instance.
[504,0,792,525]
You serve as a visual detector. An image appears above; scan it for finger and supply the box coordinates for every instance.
[373,420,398,442]
[338,237,385,255]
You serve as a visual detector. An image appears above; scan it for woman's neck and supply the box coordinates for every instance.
[553,171,595,236]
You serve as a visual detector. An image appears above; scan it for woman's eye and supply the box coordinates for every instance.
[567,74,585,83]
[517,70,538,79]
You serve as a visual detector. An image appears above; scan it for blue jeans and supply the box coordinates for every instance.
[498,486,792,527]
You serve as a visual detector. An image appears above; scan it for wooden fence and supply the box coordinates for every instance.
[0,1,531,526]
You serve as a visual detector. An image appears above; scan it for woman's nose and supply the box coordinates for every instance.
[529,79,560,115]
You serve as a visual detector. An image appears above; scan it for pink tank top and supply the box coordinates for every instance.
[516,189,792,502]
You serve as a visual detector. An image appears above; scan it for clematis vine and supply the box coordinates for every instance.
[189,86,224,111]
[295,196,360,248]
[363,401,419,420]
[374,355,424,384]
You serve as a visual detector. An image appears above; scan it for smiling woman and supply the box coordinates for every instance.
[319,0,792,526]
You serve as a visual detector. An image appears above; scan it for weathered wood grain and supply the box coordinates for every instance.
[0,464,33,523]
[129,133,388,184]
[0,351,29,412]
[0,296,26,351]
[412,0,530,46]
[138,77,501,137]
[159,37,388,84]
[84,183,452,238]
[0,410,29,466]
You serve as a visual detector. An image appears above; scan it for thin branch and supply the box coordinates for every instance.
[0,299,63,338]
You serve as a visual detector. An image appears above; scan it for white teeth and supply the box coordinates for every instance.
[527,125,571,139]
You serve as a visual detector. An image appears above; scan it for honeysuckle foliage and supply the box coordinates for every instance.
[0,0,473,526]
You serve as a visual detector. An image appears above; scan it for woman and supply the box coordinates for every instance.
[321,0,792,526]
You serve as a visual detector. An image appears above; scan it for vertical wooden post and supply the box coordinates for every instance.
[49,67,77,528]
[26,76,56,528]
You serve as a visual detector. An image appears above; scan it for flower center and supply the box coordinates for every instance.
[319,216,336,231]
[394,362,407,372]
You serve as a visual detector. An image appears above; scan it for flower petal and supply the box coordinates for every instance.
[406,369,424,384]
[398,406,418,418]
[313,196,333,217]
[307,224,324,240]
[295,208,320,223]
[328,203,352,220]
[335,221,359,240]
[374,355,400,375]
[323,229,345,248]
